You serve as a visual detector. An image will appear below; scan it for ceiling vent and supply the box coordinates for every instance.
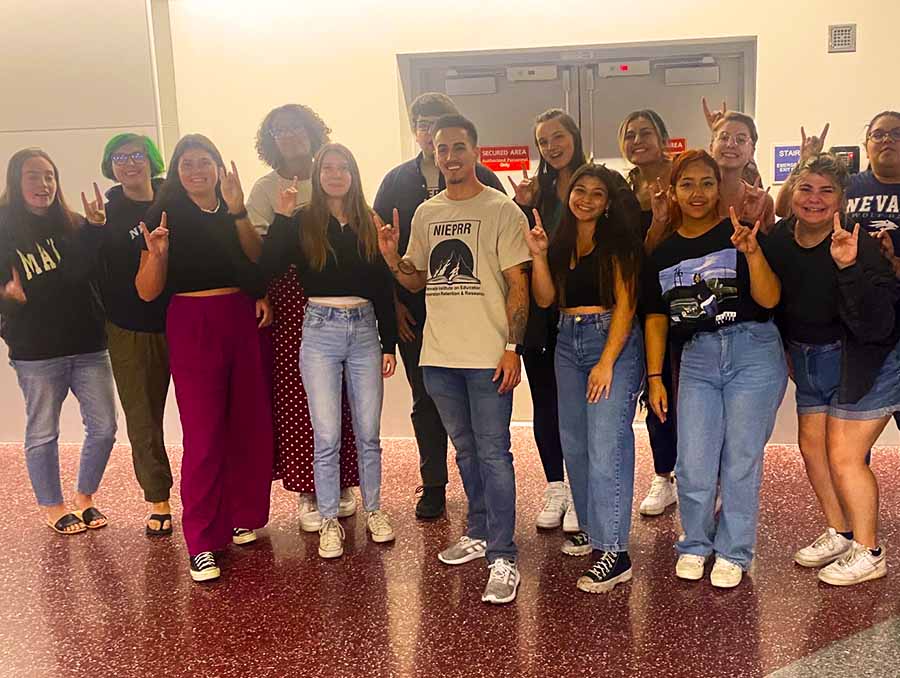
[828,24,856,53]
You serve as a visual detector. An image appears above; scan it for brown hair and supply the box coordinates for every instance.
[789,152,851,206]
[533,109,587,219]
[711,111,759,146]
[618,110,671,190]
[409,92,459,131]
[300,143,378,271]
[0,148,76,233]
[667,149,722,229]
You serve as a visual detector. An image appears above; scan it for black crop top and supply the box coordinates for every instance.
[562,250,603,308]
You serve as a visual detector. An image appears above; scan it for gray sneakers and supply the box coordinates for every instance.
[438,536,487,565]
[481,558,520,604]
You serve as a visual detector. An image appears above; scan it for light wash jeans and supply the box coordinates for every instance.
[422,367,516,563]
[300,302,384,519]
[555,312,644,552]
[675,320,787,569]
[11,350,117,506]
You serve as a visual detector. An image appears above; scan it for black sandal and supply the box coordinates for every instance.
[47,513,87,535]
[74,507,108,529]
[146,513,173,537]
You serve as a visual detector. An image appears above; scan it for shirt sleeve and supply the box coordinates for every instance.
[246,178,275,236]
[373,256,399,354]
[497,200,532,272]
[641,254,667,316]
[404,205,428,272]
[258,213,301,280]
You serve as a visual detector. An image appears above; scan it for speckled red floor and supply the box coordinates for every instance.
[0,429,897,678]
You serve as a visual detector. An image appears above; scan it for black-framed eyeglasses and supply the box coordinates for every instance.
[111,151,147,165]
[414,118,440,132]
[868,128,900,144]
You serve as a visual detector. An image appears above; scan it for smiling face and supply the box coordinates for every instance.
[791,171,841,228]
[866,113,900,178]
[177,148,218,199]
[110,140,151,192]
[536,117,575,172]
[674,160,719,221]
[20,156,57,214]
[434,126,478,186]
[318,150,352,199]
[711,120,755,171]
[623,116,664,166]
[568,175,609,223]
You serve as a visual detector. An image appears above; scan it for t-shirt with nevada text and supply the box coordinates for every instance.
[643,218,771,344]
[406,186,531,369]
[846,170,900,250]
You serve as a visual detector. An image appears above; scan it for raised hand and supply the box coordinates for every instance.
[729,206,761,256]
[140,212,169,258]
[650,178,670,225]
[830,213,859,270]
[800,123,830,162]
[375,208,400,258]
[740,177,771,224]
[276,176,300,217]
[522,209,550,257]
[2,267,26,304]
[507,168,537,207]
[219,161,245,214]
[702,96,727,130]
[81,182,106,225]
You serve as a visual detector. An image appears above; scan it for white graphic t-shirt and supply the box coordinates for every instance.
[246,170,313,234]
[406,186,531,369]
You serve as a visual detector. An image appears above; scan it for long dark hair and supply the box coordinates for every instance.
[548,163,642,308]
[0,148,77,233]
[299,143,377,271]
[533,109,587,219]
[146,134,224,225]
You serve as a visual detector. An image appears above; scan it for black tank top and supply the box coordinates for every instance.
[563,250,602,307]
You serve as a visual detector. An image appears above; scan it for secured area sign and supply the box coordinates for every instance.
[479,146,531,172]
[773,144,802,183]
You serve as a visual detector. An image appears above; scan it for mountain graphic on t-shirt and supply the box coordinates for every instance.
[428,240,480,285]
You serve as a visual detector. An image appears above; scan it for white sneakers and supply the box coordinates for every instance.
[338,488,358,518]
[818,542,887,586]
[639,475,678,516]
[563,486,580,533]
[318,518,345,559]
[794,528,852,568]
[535,481,568,529]
[675,554,707,581]
[366,510,395,543]
[710,557,743,588]
[299,488,358,532]
[481,558,520,604]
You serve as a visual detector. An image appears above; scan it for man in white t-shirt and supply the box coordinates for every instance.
[377,115,531,605]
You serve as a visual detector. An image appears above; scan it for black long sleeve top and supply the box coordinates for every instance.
[260,212,397,354]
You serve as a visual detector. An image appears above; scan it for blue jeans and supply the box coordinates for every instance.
[422,367,516,563]
[11,351,117,506]
[555,313,644,552]
[675,321,787,569]
[300,302,384,519]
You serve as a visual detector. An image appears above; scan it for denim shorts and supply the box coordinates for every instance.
[831,337,900,420]
[787,340,841,415]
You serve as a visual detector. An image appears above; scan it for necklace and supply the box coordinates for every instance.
[199,198,221,214]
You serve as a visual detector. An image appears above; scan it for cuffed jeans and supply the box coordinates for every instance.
[675,320,787,569]
[11,350,117,506]
[301,302,385,520]
[555,313,644,552]
[422,367,516,563]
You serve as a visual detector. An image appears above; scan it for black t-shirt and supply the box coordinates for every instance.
[761,218,841,344]
[100,182,168,333]
[0,209,107,360]
[145,195,266,299]
[847,170,900,249]
[644,218,771,342]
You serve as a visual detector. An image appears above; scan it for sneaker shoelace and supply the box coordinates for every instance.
[488,558,515,583]
[320,519,345,547]
[194,552,215,570]
[589,551,617,579]
[541,489,566,513]
[647,476,671,497]
[369,511,391,533]
[810,530,838,552]
[568,532,590,547]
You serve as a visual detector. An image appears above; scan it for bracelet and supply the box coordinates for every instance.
[647,373,663,379]
[230,206,248,220]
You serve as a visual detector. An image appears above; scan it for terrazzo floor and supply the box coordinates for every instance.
[0,427,898,678]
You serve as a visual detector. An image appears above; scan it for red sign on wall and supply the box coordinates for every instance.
[666,138,687,155]
[479,146,531,172]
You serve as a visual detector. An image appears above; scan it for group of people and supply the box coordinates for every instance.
[1,89,898,604]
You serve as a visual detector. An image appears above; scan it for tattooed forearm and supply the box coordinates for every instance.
[503,265,529,344]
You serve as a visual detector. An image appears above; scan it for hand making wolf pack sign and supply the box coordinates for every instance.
[479,146,530,172]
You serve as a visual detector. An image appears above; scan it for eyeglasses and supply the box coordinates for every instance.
[111,151,146,165]
[715,131,751,147]
[868,128,900,144]
[269,126,308,140]
[414,118,440,132]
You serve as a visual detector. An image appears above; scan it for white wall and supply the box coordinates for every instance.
[165,0,900,443]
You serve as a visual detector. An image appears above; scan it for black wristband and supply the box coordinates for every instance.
[230,206,248,220]
[647,373,663,379]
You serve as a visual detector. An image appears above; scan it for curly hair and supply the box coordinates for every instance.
[255,104,331,169]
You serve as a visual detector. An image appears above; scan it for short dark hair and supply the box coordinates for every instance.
[409,93,458,131]
[431,114,478,146]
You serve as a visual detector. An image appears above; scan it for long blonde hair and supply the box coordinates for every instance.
[300,143,377,271]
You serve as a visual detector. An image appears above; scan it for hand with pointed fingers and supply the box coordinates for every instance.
[81,182,106,225]
[375,208,400,259]
[219,161,245,214]
[830,213,859,270]
[2,268,26,304]
[800,123,830,162]
[650,178,670,225]
[702,97,727,130]
[740,177,771,224]
[276,176,300,217]
[508,168,537,207]
[522,209,550,257]
[729,206,761,256]
[140,212,169,258]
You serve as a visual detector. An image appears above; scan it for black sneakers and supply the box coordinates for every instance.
[576,551,632,593]
[415,486,446,520]
[190,551,221,582]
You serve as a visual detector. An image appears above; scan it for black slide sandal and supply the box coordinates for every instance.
[47,513,87,535]
[75,507,108,529]
[146,513,173,537]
